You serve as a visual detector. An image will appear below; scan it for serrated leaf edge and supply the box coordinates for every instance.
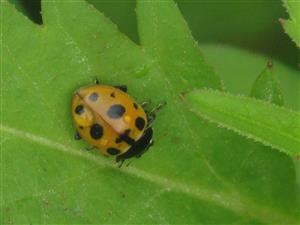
[279,0,300,49]
[181,88,300,157]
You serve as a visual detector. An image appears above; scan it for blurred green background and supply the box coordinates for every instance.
[9,0,299,108]
[10,0,298,64]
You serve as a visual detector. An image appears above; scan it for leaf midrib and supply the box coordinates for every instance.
[0,124,296,224]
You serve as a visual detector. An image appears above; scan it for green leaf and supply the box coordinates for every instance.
[136,0,222,91]
[201,44,300,192]
[250,60,284,106]
[183,89,300,157]
[280,0,300,49]
[250,58,300,192]
[200,44,300,110]
[1,0,299,224]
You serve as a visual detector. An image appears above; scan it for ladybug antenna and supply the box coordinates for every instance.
[150,101,167,114]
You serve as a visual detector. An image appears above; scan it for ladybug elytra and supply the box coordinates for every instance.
[72,80,165,166]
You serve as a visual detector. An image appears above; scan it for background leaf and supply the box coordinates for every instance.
[182,89,300,157]
[250,58,300,194]
[200,44,300,110]
[1,0,299,224]
[280,0,300,49]
[88,0,299,66]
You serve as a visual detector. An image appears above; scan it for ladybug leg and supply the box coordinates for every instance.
[147,101,166,126]
[125,160,134,167]
[116,154,125,168]
[146,113,156,126]
[117,158,125,168]
[114,85,127,93]
[74,132,81,140]
[94,78,100,84]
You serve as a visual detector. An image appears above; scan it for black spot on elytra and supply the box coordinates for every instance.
[115,137,122,144]
[89,92,98,102]
[110,92,116,98]
[119,129,135,145]
[75,105,84,115]
[90,123,103,140]
[107,104,125,119]
[79,126,84,130]
[135,117,145,131]
[133,103,138,109]
[107,147,121,155]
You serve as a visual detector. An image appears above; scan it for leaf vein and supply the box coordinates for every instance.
[0,124,296,224]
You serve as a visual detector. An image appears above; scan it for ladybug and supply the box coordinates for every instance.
[71,79,165,166]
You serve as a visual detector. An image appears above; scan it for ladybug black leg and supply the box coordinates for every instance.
[94,78,100,85]
[147,113,156,126]
[114,85,127,93]
[117,159,125,168]
[125,160,134,167]
[74,132,81,140]
[147,101,166,126]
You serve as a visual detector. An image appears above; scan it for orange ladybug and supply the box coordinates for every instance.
[71,80,165,166]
